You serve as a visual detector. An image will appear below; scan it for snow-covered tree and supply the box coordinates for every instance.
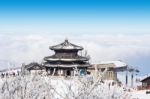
[0,70,131,99]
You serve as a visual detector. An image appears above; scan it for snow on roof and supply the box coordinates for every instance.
[98,61,127,68]
[44,64,90,68]
[44,55,89,61]
[44,58,88,61]
[140,74,150,81]
[50,39,83,50]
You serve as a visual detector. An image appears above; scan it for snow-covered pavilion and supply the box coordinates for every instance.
[42,39,90,76]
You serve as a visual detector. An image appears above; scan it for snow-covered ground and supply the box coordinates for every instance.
[131,90,150,99]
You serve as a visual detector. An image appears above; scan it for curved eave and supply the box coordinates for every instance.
[50,46,83,51]
[44,57,89,62]
[43,64,90,68]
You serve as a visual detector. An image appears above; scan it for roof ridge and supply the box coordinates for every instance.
[50,39,83,50]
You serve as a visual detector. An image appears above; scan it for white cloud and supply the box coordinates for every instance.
[0,33,150,72]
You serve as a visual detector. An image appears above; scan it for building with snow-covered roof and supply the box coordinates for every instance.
[87,61,128,81]
[141,74,150,89]
[43,39,90,76]
[21,62,45,75]
[99,61,127,71]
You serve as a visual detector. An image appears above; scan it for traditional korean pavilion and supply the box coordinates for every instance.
[42,39,90,76]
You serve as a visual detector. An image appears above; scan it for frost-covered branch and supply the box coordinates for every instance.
[0,71,131,99]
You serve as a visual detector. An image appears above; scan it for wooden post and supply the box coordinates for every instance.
[126,70,128,86]
[131,72,134,87]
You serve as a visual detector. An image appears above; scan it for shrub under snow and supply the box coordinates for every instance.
[0,74,131,99]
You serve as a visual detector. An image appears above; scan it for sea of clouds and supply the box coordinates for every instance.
[0,33,150,74]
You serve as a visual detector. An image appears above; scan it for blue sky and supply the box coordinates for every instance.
[0,0,150,34]
[0,0,150,76]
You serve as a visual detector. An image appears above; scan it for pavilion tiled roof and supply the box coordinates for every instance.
[44,55,89,62]
[50,39,83,50]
